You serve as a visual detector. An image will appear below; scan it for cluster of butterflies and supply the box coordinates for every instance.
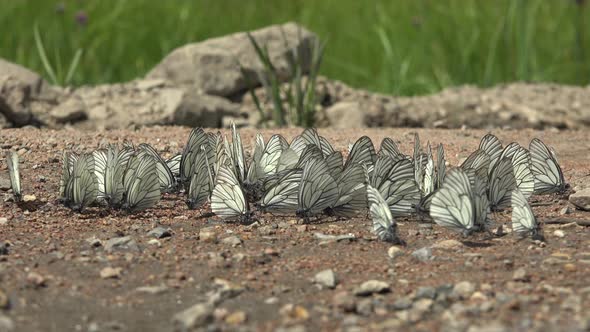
[3,126,567,243]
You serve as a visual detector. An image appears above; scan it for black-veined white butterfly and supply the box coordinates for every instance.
[529,138,567,194]
[430,168,489,235]
[487,157,517,211]
[343,136,377,170]
[138,143,177,193]
[367,185,401,244]
[59,151,76,203]
[186,146,211,210]
[325,164,367,217]
[66,153,98,212]
[511,189,543,240]
[166,153,182,180]
[94,145,134,208]
[379,137,403,159]
[436,143,446,189]
[371,155,420,217]
[211,162,253,223]
[122,153,161,212]
[479,134,503,172]
[5,151,21,202]
[296,158,339,220]
[180,128,210,189]
[256,169,301,215]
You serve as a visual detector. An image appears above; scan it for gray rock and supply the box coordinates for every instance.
[147,226,171,239]
[332,291,356,312]
[512,268,531,282]
[355,298,374,316]
[569,188,590,211]
[104,236,140,253]
[221,235,242,247]
[354,280,390,296]
[49,96,86,124]
[173,303,214,329]
[85,236,102,248]
[411,247,433,262]
[452,281,476,300]
[0,176,10,191]
[415,286,437,300]
[313,269,337,289]
[147,22,317,97]
[323,101,366,128]
[392,297,413,310]
[0,313,14,331]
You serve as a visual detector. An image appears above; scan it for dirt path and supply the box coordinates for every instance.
[0,127,589,332]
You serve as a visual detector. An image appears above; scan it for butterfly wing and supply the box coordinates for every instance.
[529,138,566,194]
[344,136,376,170]
[6,151,21,201]
[367,185,399,243]
[258,169,301,215]
[488,157,517,211]
[297,158,339,217]
[430,169,474,233]
[211,163,249,221]
[511,189,537,236]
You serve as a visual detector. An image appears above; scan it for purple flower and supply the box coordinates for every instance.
[75,11,88,26]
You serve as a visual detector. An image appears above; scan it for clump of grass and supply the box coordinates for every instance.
[34,24,83,86]
[245,29,325,128]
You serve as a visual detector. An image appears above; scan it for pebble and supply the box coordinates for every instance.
[466,321,509,332]
[100,267,122,279]
[411,247,432,262]
[432,239,463,249]
[354,280,391,296]
[452,281,475,300]
[553,230,565,238]
[279,304,309,323]
[199,227,218,243]
[22,194,36,202]
[0,218,7,226]
[0,177,10,190]
[561,295,582,313]
[355,298,374,316]
[265,297,279,304]
[104,236,140,253]
[387,246,403,259]
[313,269,338,289]
[26,272,46,288]
[0,314,14,331]
[135,284,168,295]
[0,289,8,309]
[512,268,531,282]
[147,226,171,239]
[85,236,102,248]
[225,311,247,325]
[332,291,356,312]
[392,297,413,310]
[221,235,242,247]
[409,298,433,320]
[569,188,590,211]
[173,303,214,329]
[563,263,577,272]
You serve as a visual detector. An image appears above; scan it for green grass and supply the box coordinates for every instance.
[1,0,588,95]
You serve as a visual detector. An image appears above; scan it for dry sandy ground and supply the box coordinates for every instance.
[0,126,589,332]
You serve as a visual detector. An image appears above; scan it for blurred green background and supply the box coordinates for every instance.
[1,0,588,95]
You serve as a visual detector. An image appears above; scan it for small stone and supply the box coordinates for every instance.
[569,188,590,211]
[553,230,565,238]
[354,280,390,296]
[22,194,36,202]
[199,227,218,243]
[221,235,242,247]
[392,297,413,310]
[85,236,102,248]
[148,226,171,239]
[411,247,432,262]
[313,269,337,289]
[100,267,122,279]
[104,236,140,253]
[333,291,356,312]
[415,287,437,300]
[148,239,161,247]
[512,268,531,282]
[0,314,14,331]
[0,177,10,191]
[466,321,509,332]
[470,291,488,301]
[0,289,9,309]
[173,303,214,329]
[559,206,571,215]
[432,239,463,249]
[225,311,247,325]
[410,298,433,320]
[0,218,7,225]
[279,304,309,322]
[561,295,582,312]
[136,284,168,294]
[452,281,475,299]
[550,252,571,260]
[295,225,307,233]
[265,297,279,304]
[563,263,577,272]
[26,272,46,288]
[388,246,403,259]
[356,298,374,316]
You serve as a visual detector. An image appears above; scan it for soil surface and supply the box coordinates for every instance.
[0,127,589,332]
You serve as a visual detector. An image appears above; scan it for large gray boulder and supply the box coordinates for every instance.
[0,58,55,127]
[50,79,240,130]
[147,22,318,97]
